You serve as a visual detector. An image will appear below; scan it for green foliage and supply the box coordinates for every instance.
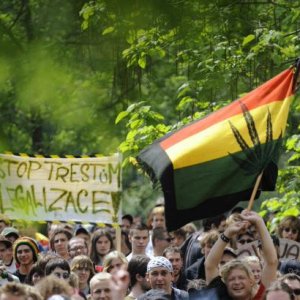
[0,0,300,220]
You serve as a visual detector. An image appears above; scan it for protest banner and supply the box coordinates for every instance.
[236,240,261,258]
[279,238,300,260]
[0,153,122,224]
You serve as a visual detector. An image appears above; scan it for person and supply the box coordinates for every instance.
[89,270,130,300]
[24,263,44,286]
[185,229,219,281]
[89,272,112,300]
[126,255,150,300]
[170,229,186,248]
[243,256,262,285]
[152,228,171,257]
[205,210,278,300]
[75,227,91,248]
[68,237,89,259]
[0,282,28,300]
[143,256,189,299]
[278,216,300,242]
[163,246,187,290]
[1,227,20,243]
[103,250,128,274]
[264,281,294,300]
[13,237,40,283]
[35,275,73,299]
[127,224,150,262]
[236,230,255,249]
[45,257,71,282]
[122,215,134,233]
[0,235,17,273]
[145,206,166,257]
[70,255,94,296]
[280,273,300,300]
[50,228,72,260]
[90,229,114,268]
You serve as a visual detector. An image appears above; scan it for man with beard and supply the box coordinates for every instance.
[125,255,150,299]
[163,246,187,290]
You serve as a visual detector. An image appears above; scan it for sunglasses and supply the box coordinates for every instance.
[293,288,300,295]
[283,228,298,234]
[238,239,254,245]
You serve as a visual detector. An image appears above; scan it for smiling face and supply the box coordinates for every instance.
[16,245,34,266]
[226,268,253,300]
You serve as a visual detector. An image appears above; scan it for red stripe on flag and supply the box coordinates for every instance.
[160,68,294,150]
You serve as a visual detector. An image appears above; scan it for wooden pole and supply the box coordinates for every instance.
[247,172,263,211]
[115,225,121,252]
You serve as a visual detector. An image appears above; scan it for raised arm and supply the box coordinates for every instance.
[241,210,278,288]
[205,220,246,284]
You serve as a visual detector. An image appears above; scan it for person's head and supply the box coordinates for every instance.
[149,206,165,229]
[70,255,94,286]
[0,235,13,264]
[90,229,114,263]
[182,223,197,236]
[278,216,300,242]
[264,281,295,300]
[45,257,71,281]
[129,224,149,255]
[128,255,150,291]
[103,250,128,274]
[90,272,112,300]
[200,230,219,258]
[13,236,39,266]
[75,227,91,247]
[152,228,171,256]
[50,228,72,258]
[35,275,73,300]
[236,231,255,249]
[122,214,133,233]
[68,237,89,258]
[163,246,183,278]
[219,247,237,268]
[243,256,262,284]
[170,229,186,247]
[279,260,300,277]
[1,227,19,243]
[25,263,44,286]
[0,282,28,300]
[24,285,43,300]
[280,273,300,300]
[203,214,227,232]
[220,259,255,299]
[146,256,173,294]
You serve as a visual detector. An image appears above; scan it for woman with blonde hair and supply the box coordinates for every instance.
[103,250,128,274]
[70,255,95,297]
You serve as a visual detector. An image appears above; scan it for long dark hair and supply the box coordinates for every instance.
[90,229,114,265]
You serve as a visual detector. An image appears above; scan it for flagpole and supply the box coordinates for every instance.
[247,172,263,211]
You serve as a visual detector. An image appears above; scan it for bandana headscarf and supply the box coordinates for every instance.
[147,256,173,273]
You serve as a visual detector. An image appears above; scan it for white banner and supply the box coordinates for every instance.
[0,153,122,224]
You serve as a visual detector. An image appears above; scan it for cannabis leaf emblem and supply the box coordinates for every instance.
[229,101,282,175]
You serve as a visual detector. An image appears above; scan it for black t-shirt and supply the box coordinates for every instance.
[206,275,232,300]
[13,269,27,283]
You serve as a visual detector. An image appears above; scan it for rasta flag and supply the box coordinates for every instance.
[137,64,299,231]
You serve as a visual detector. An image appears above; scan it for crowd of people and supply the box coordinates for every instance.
[0,204,299,299]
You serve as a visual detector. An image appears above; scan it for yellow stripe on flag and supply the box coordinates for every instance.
[166,97,292,169]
